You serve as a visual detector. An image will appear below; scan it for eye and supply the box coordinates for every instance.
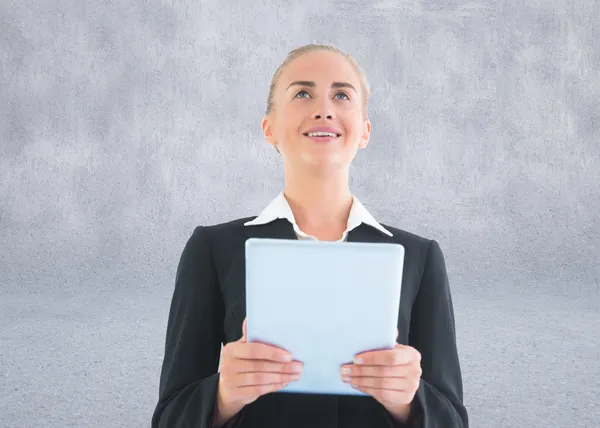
[294,89,350,101]
[295,89,310,98]
[335,91,350,100]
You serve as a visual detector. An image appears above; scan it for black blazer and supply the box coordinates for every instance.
[151,217,469,428]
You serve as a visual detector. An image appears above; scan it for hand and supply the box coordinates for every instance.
[214,318,303,425]
[340,330,421,422]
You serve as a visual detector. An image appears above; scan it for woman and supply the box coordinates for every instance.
[151,44,469,428]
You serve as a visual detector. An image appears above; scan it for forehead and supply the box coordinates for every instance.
[279,51,360,88]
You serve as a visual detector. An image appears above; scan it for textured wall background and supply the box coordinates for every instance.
[1,0,599,427]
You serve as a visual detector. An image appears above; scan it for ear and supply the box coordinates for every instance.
[358,118,371,149]
[261,115,277,148]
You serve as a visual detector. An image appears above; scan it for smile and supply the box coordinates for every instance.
[303,132,341,138]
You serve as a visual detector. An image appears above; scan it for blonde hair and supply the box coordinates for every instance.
[265,44,371,119]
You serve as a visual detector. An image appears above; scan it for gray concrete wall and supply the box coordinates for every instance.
[1,1,598,426]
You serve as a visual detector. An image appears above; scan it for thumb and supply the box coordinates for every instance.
[240,318,247,343]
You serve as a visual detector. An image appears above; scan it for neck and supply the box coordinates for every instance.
[283,167,353,234]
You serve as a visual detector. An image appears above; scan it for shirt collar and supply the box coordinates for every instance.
[244,191,393,237]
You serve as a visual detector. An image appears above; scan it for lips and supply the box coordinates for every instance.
[302,133,340,144]
[302,126,342,137]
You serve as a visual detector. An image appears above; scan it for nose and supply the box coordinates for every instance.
[312,98,335,120]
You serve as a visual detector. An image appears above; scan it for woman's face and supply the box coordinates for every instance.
[262,51,371,172]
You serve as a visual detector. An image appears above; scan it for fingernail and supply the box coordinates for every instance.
[354,357,363,365]
[292,364,303,373]
[292,373,300,380]
[341,367,351,375]
[281,354,293,362]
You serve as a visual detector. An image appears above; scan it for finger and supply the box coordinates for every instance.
[341,363,418,379]
[235,370,301,387]
[241,318,247,343]
[345,375,419,391]
[231,342,293,363]
[354,346,420,366]
[351,384,415,406]
[234,359,304,375]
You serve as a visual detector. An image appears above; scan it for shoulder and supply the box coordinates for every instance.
[381,223,431,245]
[380,222,433,253]
[378,222,446,267]
[199,216,257,234]
[186,215,257,250]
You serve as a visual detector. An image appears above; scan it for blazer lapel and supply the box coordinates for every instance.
[243,218,395,244]
[243,218,298,241]
[346,223,396,244]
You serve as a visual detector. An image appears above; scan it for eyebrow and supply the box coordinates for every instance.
[286,81,357,93]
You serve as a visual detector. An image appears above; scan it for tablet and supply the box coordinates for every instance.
[245,237,405,396]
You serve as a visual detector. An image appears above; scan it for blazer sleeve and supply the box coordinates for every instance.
[404,239,469,427]
[151,226,225,428]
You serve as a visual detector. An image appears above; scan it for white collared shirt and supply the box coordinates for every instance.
[243,191,393,242]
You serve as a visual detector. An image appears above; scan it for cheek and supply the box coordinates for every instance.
[279,112,303,136]
[342,119,362,138]
[340,108,362,127]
